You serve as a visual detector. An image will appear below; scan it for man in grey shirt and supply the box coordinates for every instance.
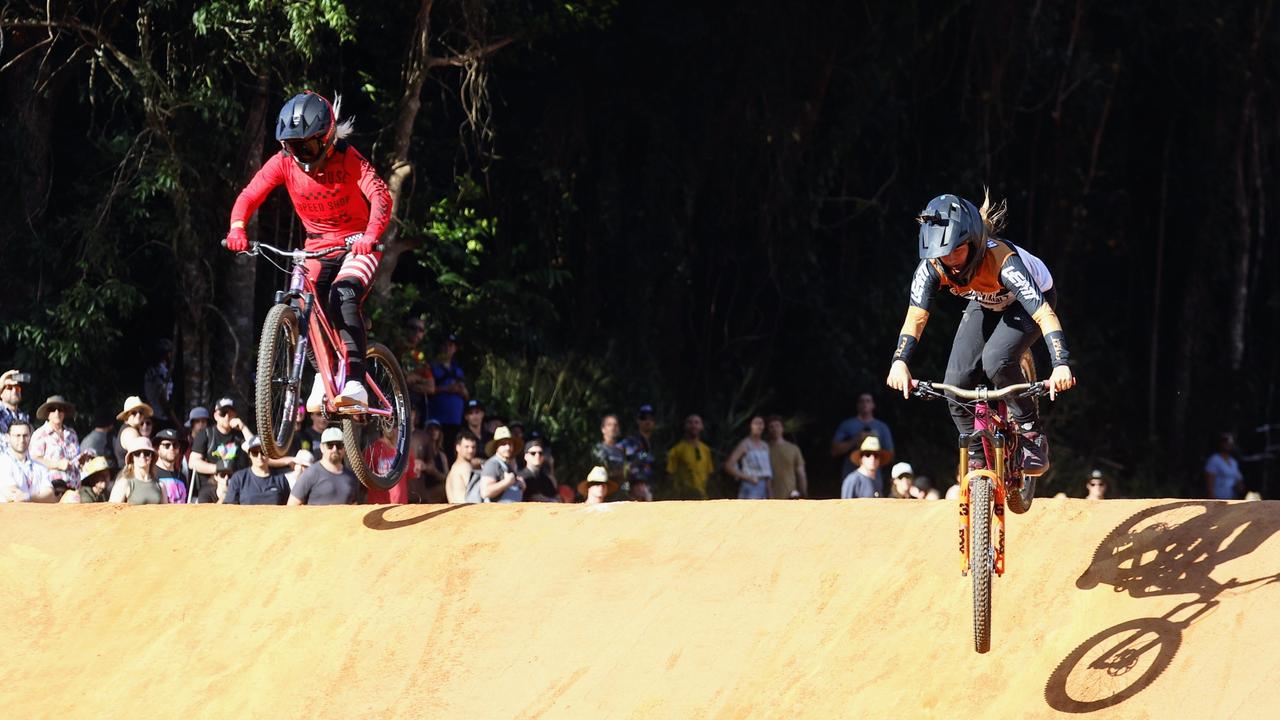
[479,426,523,503]
[289,427,359,505]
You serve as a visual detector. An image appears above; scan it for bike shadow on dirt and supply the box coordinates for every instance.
[362,503,469,530]
[1044,501,1280,713]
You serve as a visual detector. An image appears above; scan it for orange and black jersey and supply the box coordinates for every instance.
[893,237,1071,367]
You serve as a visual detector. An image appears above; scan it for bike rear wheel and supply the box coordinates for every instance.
[255,303,301,459]
[970,477,993,653]
[1007,349,1037,514]
[342,341,411,491]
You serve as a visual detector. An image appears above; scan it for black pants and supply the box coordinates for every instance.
[944,289,1057,444]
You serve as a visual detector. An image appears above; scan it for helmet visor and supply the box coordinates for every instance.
[283,137,324,163]
[918,214,960,259]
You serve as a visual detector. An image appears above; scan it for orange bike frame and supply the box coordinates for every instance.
[957,424,1008,577]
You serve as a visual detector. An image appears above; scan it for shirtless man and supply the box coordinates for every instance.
[445,430,479,503]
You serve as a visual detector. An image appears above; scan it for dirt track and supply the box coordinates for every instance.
[2,498,1278,718]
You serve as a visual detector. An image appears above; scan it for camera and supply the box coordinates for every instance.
[11,372,31,385]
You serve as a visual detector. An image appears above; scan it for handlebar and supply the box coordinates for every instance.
[912,380,1047,402]
[221,236,385,258]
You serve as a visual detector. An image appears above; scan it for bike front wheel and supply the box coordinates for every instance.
[255,303,301,459]
[342,341,411,491]
[970,477,993,653]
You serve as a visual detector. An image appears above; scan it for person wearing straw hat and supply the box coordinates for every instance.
[840,434,886,499]
[109,436,167,504]
[478,425,523,503]
[113,396,153,469]
[579,466,620,505]
[30,395,83,490]
[60,456,111,503]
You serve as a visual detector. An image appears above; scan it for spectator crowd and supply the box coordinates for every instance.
[0,332,1262,505]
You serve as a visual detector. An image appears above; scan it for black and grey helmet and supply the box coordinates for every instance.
[275,91,336,172]
[917,194,986,282]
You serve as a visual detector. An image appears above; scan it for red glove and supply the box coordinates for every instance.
[225,226,249,252]
[350,234,378,255]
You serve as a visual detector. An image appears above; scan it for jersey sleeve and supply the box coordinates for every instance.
[891,260,942,364]
[998,253,1072,367]
[348,147,393,241]
[229,153,289,230]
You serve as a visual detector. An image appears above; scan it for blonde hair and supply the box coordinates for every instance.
[978,187,1008,238]
[332,93,355,141]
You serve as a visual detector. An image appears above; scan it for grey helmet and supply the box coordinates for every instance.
[917,194,986,283]
[275,91,336,172]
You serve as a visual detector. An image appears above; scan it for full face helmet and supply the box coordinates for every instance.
[917,193,986,284]
[275,91,336,173]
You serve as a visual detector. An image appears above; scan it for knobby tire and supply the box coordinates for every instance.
[971,477,993,654]
[255,303,300,459]
[342,341,411,491]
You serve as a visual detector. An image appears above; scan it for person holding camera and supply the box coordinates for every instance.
[0,370,31,435]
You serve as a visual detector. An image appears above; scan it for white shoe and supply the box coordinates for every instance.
[305,375,326,413]
[334,380,368,407]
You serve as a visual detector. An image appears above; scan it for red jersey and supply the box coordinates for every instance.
[230,143,392,251]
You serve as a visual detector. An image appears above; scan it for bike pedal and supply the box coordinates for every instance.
[335,404,368,415]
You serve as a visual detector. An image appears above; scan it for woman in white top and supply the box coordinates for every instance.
[724,415,772,499]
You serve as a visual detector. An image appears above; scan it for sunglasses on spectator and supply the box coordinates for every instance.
[324,442,343,449]
[131,451,154,460]
[158,441,176,448]
[526,449,543,456]
[48,408,64,414]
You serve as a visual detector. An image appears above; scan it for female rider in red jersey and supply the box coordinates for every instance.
[225,91,392,410]
[886,192,1075,476]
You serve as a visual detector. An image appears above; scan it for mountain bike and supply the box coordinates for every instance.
[912,377,1049,653]
[229,238,410,490]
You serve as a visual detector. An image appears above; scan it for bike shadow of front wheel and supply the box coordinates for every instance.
[1043,617,1181,713]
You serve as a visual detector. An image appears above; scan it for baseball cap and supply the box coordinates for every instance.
[154,428,180,443]
[241,435,263,452]
[637,404,655,418]
[215,397,236,412]
[425,418,442,429]
[293,449,314,467]
[321,427,345,444]
[891,462,914,479]
[185,406,211,427]
[465,399,484,413]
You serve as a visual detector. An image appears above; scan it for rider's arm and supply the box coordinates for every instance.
[891,260,942,366]
[998,253,1071,367]
[350,147,393,241]
[228,154,288,233]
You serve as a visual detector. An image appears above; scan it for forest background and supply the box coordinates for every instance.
[2,1,1279,498]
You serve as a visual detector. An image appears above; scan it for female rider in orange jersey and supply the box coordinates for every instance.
[886,193,1075,475]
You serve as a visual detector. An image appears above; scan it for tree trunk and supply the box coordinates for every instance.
[1,37,62,228]
[1228,94,1253,373]
[217,72,270,406]
[1148,127,1171,444]
[373,0,436,298]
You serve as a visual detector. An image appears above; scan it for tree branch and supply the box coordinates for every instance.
[425,36,516,69]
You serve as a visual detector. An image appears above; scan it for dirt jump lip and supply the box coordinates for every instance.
[2,498,1278,719]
